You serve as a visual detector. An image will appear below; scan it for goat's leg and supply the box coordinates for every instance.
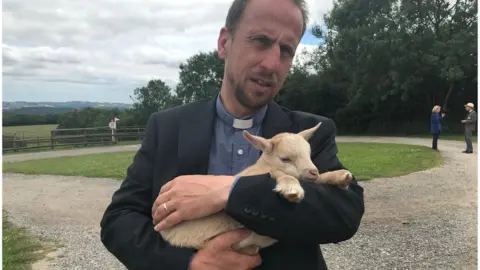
[270,170,305,202]
[317,170,352,189]
[231,232,278,255]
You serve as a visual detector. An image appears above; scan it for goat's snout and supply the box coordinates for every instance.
[302,168,319,181]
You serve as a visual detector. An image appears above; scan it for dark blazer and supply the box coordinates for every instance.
[100,96,365,270]
[464,110,477,131]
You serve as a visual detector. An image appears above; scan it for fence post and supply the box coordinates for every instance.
[13,134,17,152]
[51,130,55,149]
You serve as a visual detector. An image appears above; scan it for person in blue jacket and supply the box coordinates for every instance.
[430,105,445,151]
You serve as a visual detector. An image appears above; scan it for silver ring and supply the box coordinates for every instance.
[163,203,168,212]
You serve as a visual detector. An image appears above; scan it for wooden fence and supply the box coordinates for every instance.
[2,126,145,153]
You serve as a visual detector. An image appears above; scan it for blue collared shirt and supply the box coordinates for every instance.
[207,94,268,176]
[188,95,267,269]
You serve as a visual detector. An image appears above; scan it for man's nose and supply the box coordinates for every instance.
[258,46,281,71]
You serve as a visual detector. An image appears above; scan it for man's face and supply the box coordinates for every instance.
[218,0,304,111]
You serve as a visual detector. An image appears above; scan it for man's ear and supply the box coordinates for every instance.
[243,130,273,154]
[298,122,322,141]
[217,27,230,60]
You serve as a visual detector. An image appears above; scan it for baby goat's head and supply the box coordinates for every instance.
[243,123,322,182]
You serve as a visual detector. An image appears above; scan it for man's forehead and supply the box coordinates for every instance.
[240,0,303,39]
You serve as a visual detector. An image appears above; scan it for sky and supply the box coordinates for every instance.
[2,0,334,103]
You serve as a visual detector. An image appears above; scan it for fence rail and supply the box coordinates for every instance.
[2,126,146,153]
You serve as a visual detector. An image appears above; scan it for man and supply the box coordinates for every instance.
[100,0,365,269]
[461,102,477,154]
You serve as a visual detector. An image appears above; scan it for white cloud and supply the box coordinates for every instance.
[2,0,334,102]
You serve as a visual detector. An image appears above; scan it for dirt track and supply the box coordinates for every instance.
[2,137,477,269]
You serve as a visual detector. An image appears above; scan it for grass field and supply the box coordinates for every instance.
[2,140,140,156]
[337,142,443,180]
[3,142,444,181]
[353,133,477,142]
[405,134,477,142]
[2,212,57,270]
[3,124,58,139]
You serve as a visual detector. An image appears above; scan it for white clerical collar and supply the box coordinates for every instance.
[233,118,253,129]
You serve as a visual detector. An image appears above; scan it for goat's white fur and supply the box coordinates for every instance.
[159,122,352,255]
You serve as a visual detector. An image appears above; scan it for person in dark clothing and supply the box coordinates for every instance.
[99,0,365,269]
[430,105,445,151]
[461,102,477,153]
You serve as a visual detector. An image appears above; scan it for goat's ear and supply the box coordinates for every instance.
[243,130,272,153]
[298,122,322,141]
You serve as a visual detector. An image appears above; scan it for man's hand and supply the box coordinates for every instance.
[190,229,262,270]
[152,175,235,231]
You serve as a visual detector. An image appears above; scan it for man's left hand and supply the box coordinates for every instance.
[152,175,235,232]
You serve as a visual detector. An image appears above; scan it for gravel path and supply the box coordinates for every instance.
[2,137,477,269]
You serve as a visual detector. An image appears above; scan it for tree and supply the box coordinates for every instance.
[129,79,180,125]
[399,0,477,111]
[314,0,477,133]
[57,107,121,128]
[174,50,225,104]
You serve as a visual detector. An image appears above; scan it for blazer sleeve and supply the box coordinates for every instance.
[224,118,365,245]
[100,113,195,270]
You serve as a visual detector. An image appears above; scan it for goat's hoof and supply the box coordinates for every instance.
[232,244,260,256]
[338,170,352,189]
[274,182,304,202]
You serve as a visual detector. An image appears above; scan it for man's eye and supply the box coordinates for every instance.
[280,157,292,163]
[252,36,271,45]
[280,45,294,57]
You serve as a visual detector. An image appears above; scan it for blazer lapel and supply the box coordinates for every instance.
[261,100,296,139]
[177,98,294,175]
[177,97,217,175]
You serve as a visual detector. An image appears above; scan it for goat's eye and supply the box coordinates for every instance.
[280,157,292,163]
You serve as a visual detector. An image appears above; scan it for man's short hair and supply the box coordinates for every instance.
[225,0,309,38]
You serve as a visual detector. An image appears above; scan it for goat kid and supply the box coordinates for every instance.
[160,122,353,256]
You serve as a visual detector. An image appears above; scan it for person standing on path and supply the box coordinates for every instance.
[461,102,477,154]
[430,105,445,151]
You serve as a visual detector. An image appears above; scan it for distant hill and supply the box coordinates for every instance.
[3,101,133,115]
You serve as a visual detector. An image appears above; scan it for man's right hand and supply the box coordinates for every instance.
[189,229,262,270]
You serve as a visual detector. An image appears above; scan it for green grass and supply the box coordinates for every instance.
[2,140,140,156]
[3,142,444,181]
[2,212,55,270]
[353,133,477,142]
[3,151,136,179]
[407,134,477,142]
[337,142,444,180]
[3,124,58,138]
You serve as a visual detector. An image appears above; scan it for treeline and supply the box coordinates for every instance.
[3,112,61,127]
[126,0,477,135]
[5,0,477,135]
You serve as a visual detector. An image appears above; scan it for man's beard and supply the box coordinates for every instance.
[228,73,273,112]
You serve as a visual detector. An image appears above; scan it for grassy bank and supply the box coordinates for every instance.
[337,142,443,180]
[2,212,55,270]
[3,142,444,181]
